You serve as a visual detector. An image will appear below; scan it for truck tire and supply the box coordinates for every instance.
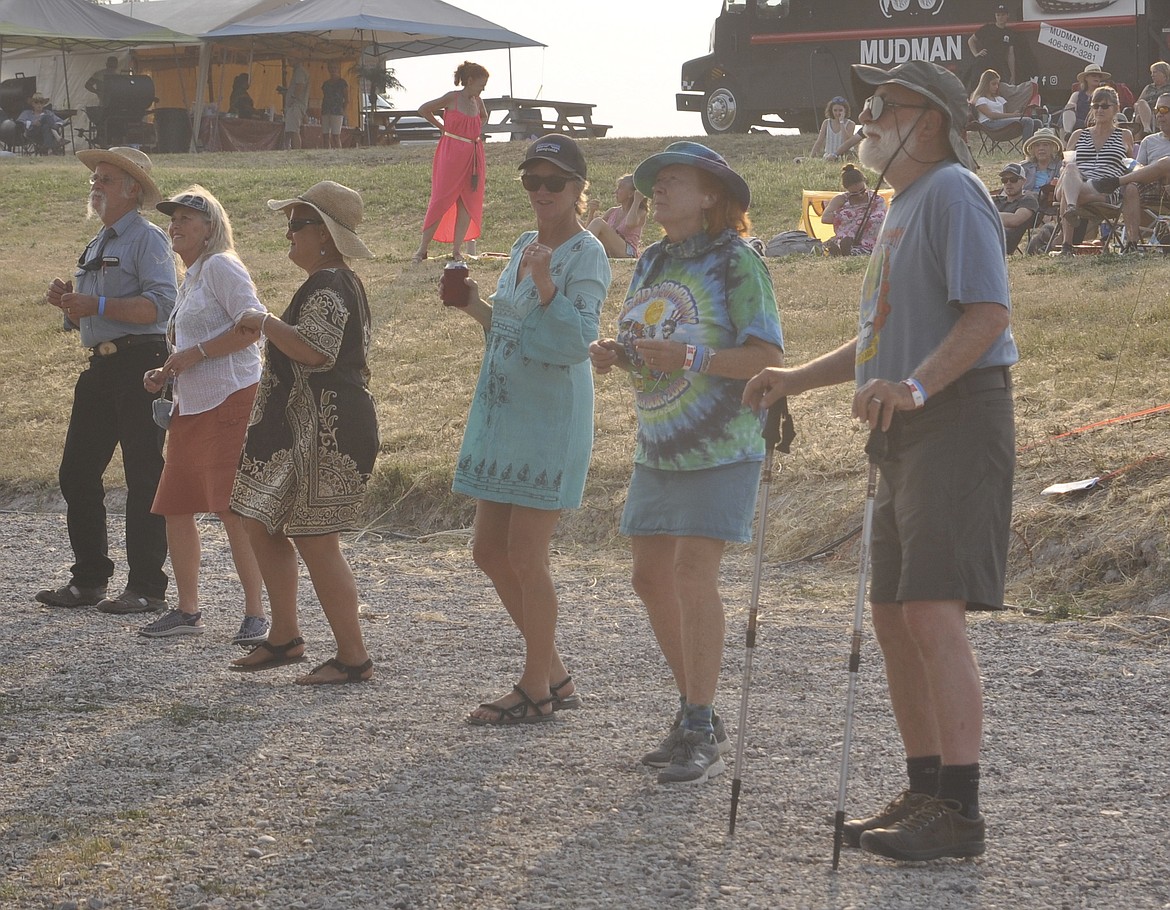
[701,84,754,134]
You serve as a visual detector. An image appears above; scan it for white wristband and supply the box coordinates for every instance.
[902,377,927,409]
[196,342,208,359]
[682,344,697,371]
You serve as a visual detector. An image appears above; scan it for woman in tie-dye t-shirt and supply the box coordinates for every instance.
[589,142,783,786]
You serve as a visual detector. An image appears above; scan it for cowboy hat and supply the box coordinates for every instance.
[1077,64,1111,82]
[29,92,50,105]
[633,141,751,209]
[76,146,162,207]
[267,180,373,259]
[1023,127,1062,157]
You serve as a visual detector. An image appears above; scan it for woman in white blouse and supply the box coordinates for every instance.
[139,186,268,644]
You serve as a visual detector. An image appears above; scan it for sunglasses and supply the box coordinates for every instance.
[287,218,324,232]
[862,95,930,120]
[1090,101,1115,109]
[1001,176,1023,183]
[520,173,572,193]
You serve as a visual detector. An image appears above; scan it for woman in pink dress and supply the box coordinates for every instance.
[412,61,490,263]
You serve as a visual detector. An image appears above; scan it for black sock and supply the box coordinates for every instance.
[906,755,941,796]
[938,763,981,818]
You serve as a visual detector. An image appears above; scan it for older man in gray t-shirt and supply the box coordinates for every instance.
[745,60,1018,864]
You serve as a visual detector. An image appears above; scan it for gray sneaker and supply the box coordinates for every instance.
[139,609,204,638]
[35,583,107,608]
[842,789,934,848]
[232,615,271,646]
[641,712,730,768]
[97,588,167,615]
[860,797,986,861]
[656,729,726,786]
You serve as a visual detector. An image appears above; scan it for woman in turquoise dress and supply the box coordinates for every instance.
[450,135,611,725]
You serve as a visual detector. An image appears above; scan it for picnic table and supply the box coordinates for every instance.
[483,97,610,141]
[362,98,611,145]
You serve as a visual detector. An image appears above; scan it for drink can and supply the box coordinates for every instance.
[440,260,470,307]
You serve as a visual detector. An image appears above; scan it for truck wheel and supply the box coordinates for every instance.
[701,84,754,134]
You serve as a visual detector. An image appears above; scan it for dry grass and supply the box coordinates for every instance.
[2,135,1169,615]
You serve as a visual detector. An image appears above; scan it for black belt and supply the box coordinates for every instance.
[88,334,166,358]
[930,366,1012,405]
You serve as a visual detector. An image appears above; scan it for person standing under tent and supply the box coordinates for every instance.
[412,61,489,263]
[320,62,350,150]
[745,60,1018,861]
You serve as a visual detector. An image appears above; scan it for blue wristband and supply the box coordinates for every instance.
[98,296,106,317]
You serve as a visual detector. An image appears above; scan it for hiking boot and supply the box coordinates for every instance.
[97,588,167,615]
[641,712,730,768]
[232,615,271,646]
[139,609,204,638]
[841,789,934,848]
[860,797,986,861]
[656,729,726,786]
[35,583,106,608]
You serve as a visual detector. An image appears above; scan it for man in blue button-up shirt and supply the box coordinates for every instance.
[38,147,177,615]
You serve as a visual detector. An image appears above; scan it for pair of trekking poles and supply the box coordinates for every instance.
[727,401,885,872]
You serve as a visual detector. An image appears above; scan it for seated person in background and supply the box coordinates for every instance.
[809,97,856,161]
[1021,127,1062,195]
[586,173,648,258]
[1056,85,1137,254]
[17,92,65,154]
[821,163,887,256]
[229,73,258,119]
[1057,64,1108,135]
[1134,62,1170,137]
[994,163,1039,254]
[1081,91,1170,221]
[972,69,1041,142]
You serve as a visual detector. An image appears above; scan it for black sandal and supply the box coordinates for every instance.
[468,685,556,726]
[228,637,306,673]
[296,657,374,685]
[550,675,583,711]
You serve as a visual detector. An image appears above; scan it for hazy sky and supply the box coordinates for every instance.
[388,0,720,138]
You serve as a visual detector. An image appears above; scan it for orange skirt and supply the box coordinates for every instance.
[152,383,258,515]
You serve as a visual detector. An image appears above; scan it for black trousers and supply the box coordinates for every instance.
[58,343,168,598]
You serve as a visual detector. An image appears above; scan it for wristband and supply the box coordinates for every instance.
[196,343,208,359]
[698,347,715,374]
[902,377,927,409]
[261,312,272,334]
[98,296,106,317]
[682,344,697,371]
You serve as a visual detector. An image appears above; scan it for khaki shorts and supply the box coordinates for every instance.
[284,101,306,132]
[869,368,1015,611]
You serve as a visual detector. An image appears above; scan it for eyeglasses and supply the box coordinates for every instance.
[1156,106,1170,115]
[1090,101,1115,109]
[88,174,119,187]
[520,173,572,193]
[862,95,930,120]
[287,218,323,232]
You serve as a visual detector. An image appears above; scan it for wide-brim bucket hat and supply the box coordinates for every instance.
[76,146,162,207]
[851,60,976,172]
[633,141,751,209]
[267,180,372,259]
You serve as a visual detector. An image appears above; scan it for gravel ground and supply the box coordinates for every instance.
[2,508,1169,910]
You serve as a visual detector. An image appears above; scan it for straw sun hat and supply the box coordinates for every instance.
[267,180,373,259]
[76,146,163,207]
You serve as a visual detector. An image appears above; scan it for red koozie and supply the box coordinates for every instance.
[440,261,470,307]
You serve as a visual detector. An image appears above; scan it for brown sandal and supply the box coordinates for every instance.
[550,675,583,711]
[228,637,306,673]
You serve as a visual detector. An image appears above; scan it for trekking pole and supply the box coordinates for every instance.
[728,399,795,836]
[832,426,887,869]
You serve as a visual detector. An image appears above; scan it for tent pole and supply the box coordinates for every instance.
[61,44,76,152]
[508,46,513,96]
[191,40,212,152]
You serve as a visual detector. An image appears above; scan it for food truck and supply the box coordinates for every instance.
[677,0,1165,133]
